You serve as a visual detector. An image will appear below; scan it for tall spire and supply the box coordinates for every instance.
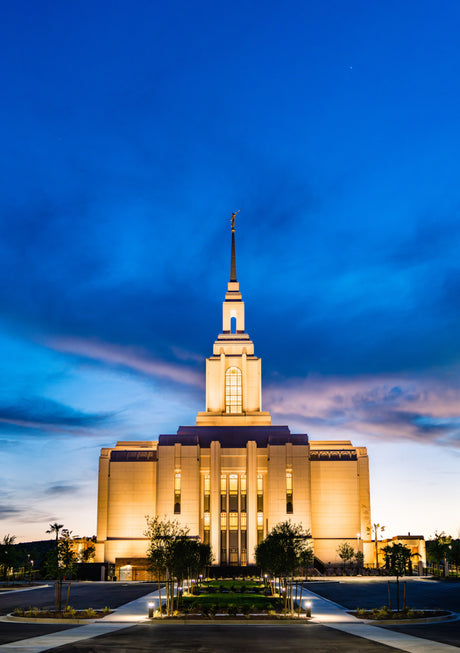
[230,210,240,282]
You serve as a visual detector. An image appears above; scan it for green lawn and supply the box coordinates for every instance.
[182,580,284,613]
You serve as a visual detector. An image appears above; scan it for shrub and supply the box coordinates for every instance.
[84,608,96,618]
[102,606,111,615]
[13,607,24,616]
[63,606,76,618]
[208,603,218,618]
[227,603,238,616]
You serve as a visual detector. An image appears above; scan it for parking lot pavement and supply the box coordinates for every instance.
[304,578,460,612]
[304,578,460,648]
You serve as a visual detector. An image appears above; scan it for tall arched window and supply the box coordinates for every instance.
[225,367,242,413]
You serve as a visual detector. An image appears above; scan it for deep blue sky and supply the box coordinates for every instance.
[0,1,459,542]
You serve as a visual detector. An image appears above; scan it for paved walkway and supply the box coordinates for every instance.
[0,585,458,652]
[302,587,459,652]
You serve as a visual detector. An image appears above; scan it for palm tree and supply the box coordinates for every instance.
[367,523,385,569]
[46,523,64,542]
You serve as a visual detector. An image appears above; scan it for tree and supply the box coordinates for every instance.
[145,516,212,615]
[79,544,96,563]
[0,535,17,586]
[337,542,355,568]
[44,527,77,613]
[355,550,364,572]
[46,523,64,541]
[449,539,460,567]
[383,542,412,611]
[255,521,313,615]
[427,532,452,566]
[367,523,385,569]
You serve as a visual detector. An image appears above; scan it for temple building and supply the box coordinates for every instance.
[95,217,374,578]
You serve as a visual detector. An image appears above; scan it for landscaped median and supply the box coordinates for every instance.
[7,606,112,624]
[349,607,455,625]
[151,579,310,620]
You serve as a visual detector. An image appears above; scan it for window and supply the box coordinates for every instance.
[286,471,293,514]
[229,474,238,511]
[257,474,263,512]
[225,367,242,413]
[204,474,210,512]
[229,512,238,529]
[174,472,181,514]
[220,474,227,511]
[240,474,247,512]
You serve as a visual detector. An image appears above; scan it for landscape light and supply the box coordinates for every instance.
[305,600,312,618]
[148,601,155,618]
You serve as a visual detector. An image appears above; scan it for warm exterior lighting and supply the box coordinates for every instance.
[305,600,312,617]
[148,601,155,618]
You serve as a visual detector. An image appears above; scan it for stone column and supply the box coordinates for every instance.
[247,440,257,565]
[210,441,221,565]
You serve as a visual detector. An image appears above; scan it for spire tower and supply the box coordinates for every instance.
[230,209,239,282]
[196,211,271,426]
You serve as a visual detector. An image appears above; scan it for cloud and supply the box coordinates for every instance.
[265,371,460,449]
[0,505,21,519]
[0,396,116,435]
[48,337,204,389]
[43,484,80,496]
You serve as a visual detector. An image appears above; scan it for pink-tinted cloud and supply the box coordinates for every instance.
[265,370,460,449]
[48,337,204,389]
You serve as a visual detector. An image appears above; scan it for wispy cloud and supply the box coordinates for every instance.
[0,396,116,435]
[48,337,204,389]
[265,371,460,449]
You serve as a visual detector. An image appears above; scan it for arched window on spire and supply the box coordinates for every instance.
[225,367,242,413]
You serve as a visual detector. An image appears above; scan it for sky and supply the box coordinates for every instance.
[0,0,459,544]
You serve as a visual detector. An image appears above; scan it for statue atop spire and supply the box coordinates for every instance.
[230,210,240,281]
[231,209,240,231]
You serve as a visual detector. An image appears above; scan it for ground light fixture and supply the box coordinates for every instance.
[305,601,312,618]
[148,601,155,618]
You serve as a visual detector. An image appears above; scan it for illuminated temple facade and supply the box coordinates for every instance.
[95,222,373,576]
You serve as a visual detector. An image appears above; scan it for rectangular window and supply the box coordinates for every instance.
[240,512,247,529]
[257,512,264,528]
[220,512,227,529]
[229,474,238,511]
[286,470,293,514]
[220,474,227,512]
[257,474,263,512]
[221,530,227,563]
[204,474,210,512]
[204,511,210,546]
[240,474,247,512]
[229,512,238,529]
[174,472,181,514]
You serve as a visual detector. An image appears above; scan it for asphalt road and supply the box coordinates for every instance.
[0,582,159,616]
[304,578,460,612]
[45,623,401,653]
